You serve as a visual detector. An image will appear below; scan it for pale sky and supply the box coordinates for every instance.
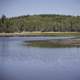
[0,0,80,17]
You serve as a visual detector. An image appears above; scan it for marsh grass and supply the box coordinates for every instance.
[0,32,80,36]
[24,39,80,48]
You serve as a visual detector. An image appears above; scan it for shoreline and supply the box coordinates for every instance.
[0,32,80,37]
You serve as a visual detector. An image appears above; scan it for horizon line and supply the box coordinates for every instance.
[0,13,80,18]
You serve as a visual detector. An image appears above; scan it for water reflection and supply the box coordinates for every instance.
[0,37,80,80]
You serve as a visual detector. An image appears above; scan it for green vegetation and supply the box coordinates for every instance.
[0,14,80,33]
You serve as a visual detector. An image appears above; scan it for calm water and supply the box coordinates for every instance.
[0,37,80,80]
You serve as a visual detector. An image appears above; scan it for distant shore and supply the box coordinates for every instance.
[0,32,80,37]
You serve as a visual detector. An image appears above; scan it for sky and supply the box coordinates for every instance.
[0,0,80,17]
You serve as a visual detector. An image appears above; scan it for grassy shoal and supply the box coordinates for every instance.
[24,37,80,48]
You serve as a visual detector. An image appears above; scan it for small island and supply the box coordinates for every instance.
[24,37,80,48]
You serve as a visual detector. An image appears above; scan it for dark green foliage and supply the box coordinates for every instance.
[0,14,80,33]
[1,14,6,24]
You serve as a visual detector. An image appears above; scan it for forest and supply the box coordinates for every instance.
[0,14,80,33]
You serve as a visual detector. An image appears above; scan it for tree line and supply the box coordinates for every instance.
[0,14,80,33]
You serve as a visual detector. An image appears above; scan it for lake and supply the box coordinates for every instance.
[0,37,80,80]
